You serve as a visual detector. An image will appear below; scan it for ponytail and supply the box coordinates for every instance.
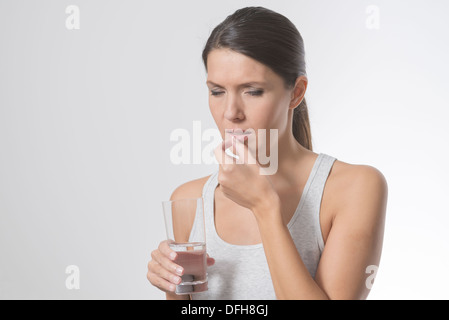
[292,98,312,151]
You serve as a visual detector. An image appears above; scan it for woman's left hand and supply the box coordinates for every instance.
[213,134,280,217]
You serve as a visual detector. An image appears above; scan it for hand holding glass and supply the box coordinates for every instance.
[162,197,208,294]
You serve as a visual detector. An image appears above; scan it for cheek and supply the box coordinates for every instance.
[272,93,292,124]
[254,99,288,130]
[209,101,221,123]
[209,103,225,137]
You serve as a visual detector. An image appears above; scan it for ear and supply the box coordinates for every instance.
[289,75,308,110]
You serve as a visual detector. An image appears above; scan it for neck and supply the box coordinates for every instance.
[256,128,309,187]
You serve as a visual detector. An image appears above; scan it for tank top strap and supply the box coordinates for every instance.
[202,171,219,238]
[300,153,337,252]
[306,153,336,197]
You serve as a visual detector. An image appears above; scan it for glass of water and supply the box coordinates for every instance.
[162,197,208,295]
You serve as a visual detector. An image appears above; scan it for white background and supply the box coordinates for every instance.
[0,0,448,299]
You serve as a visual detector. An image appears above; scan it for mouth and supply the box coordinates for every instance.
[225,129,254,145]
[225,129,254,136]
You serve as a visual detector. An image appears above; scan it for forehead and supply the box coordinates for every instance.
[206,49,278,85]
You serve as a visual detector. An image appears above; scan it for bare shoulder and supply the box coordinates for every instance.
[170,175,212,201]
[327,159,388,219]
[330,160,388,192]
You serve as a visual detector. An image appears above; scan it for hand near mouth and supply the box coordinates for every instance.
[213,134,280,219]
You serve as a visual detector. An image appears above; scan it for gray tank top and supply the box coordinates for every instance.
[190,153,337,300]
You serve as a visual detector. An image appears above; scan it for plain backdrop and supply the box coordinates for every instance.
[1,0,448,299]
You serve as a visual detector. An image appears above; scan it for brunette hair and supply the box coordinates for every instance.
[202,6,312,150]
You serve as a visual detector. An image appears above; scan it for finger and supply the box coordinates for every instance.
[230,136,243,164]
[207,256,215,267]
[149,253,183,286]
[214,140,234,165]
[152,248,184,277]
[159,240,177,261]
[232,135,251,164]
[235,134,258,165]
[222,138,233,151]
[147,267,177,293]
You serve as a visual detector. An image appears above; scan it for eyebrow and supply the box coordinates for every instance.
[206,80,267,88]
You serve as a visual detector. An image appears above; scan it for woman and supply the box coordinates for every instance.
[147,6,388,300]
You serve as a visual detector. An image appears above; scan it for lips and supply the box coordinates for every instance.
[225,129,254,135]
[225,129,254,144]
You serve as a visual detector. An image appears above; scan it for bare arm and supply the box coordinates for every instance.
[254,166,388,300]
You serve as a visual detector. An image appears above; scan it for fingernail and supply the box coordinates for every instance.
[175,266,183,275]
[172,275,181,284]
[170,252,177,260]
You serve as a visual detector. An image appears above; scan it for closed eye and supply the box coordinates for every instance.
[210,90,224,96]
[247,90,264,96]
[210,90,264,97]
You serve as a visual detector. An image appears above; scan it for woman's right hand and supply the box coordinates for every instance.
[147,240,215,297]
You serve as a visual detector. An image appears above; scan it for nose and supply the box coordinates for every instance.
[223,93,245,121]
